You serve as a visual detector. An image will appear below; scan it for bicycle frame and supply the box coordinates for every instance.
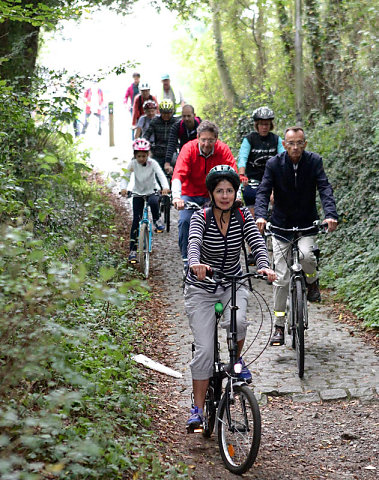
[288,231,308,330]
[210,271,266,403]
[199,269,265,474]
[266,221,326,376]
[138,196,153,253]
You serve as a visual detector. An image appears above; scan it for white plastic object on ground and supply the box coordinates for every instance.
[132,354,183,378]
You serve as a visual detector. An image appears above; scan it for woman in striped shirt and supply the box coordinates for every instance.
[184,165,276,432]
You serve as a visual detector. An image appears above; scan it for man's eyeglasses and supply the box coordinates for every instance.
[199,137,216,144]
[285,141,305,147]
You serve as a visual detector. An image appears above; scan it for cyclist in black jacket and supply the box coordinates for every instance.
[144,99,177,174]
[255,126,338,346]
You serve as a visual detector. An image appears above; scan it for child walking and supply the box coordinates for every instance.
[120,138,170,262]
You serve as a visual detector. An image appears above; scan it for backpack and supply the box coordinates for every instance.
[178,117,201,139]
[202,207,250,269]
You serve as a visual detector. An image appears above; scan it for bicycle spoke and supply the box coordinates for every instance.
[217,385,260,475]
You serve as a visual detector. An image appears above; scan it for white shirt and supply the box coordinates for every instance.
[120,157,169,195]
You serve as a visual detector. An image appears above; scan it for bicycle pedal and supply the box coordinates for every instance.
[186,422,203,434]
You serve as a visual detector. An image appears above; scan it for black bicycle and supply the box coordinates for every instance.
[266,221,327,377]
[192,269,269,475]
[159,193,171,233]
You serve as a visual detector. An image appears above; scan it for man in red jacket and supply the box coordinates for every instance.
[172,120,238,269]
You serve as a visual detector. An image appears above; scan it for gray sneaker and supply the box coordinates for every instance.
[270,326,284,346]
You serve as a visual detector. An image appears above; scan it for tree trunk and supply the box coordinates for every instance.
[274,0,294,76]
[210,0,240,108]
[304,0,331,113]
[0,19,40,90]
[251,0,268,88]
[294,0,304,125]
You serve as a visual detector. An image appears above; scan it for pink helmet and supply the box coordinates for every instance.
[133,138,150,151]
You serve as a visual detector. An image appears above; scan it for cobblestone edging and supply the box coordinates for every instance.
[255,386,378,406]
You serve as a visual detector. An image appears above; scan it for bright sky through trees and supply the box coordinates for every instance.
[39,0,183,101]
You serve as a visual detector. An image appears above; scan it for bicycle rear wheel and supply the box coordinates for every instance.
[164,199,170,233]
[138,223,150,278]
[202,382,216,438]
[294,278,305,378]
[217,384,261,475]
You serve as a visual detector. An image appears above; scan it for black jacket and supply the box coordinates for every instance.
[255,151,338,229]
[145,115,177,166]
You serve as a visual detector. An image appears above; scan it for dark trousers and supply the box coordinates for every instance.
[129,195,159,250]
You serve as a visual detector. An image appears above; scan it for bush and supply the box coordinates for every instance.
[0,75,188,478]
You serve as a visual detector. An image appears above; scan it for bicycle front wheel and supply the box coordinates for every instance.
[138,223,150,278]
[294,278,305,378]
[264,234,274,284]
[217,384,261,475]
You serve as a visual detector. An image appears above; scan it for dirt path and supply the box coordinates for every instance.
[120,198,378,479]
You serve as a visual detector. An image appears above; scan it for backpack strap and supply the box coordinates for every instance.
[203,207,245,237]
[203,206,213,233]
[178,119,185,138]
[203,206,250,274]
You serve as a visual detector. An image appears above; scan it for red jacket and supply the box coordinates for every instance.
[172,138,237,197]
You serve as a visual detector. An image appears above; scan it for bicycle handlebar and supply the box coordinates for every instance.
[266,220,328,234]
[184,201,203,210]
[205,267,267,282]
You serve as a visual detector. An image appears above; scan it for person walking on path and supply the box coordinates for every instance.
[124,72,140,114]
[172,121,238,273]
[165,104,201,167]
[254,126,338,346]
[82,84,104,135]
[124,72,140,139]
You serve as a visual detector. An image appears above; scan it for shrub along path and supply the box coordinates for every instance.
[118,196,379,480]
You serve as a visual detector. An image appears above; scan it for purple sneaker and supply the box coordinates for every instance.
[186,406,204,433]
[236,357,252,383]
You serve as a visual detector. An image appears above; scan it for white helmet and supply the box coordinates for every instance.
[140,82,150,90]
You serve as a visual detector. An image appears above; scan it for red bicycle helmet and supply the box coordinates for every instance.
[133,138,151,151]
[143,100,157,110]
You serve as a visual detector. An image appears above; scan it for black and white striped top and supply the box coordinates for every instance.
[187,207,269,292]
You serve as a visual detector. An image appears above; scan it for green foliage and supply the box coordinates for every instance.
[171,1,378,329]
[0,70,187,478]
[308,72,379,327]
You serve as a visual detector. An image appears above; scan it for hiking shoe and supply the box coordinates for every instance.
[270,326,285,346]
[307,280,321,302]
[247,252,256,266]
[236,357,252,383]
[128,250,137,263]
[186,406,204,433]
[154,220,165,232]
